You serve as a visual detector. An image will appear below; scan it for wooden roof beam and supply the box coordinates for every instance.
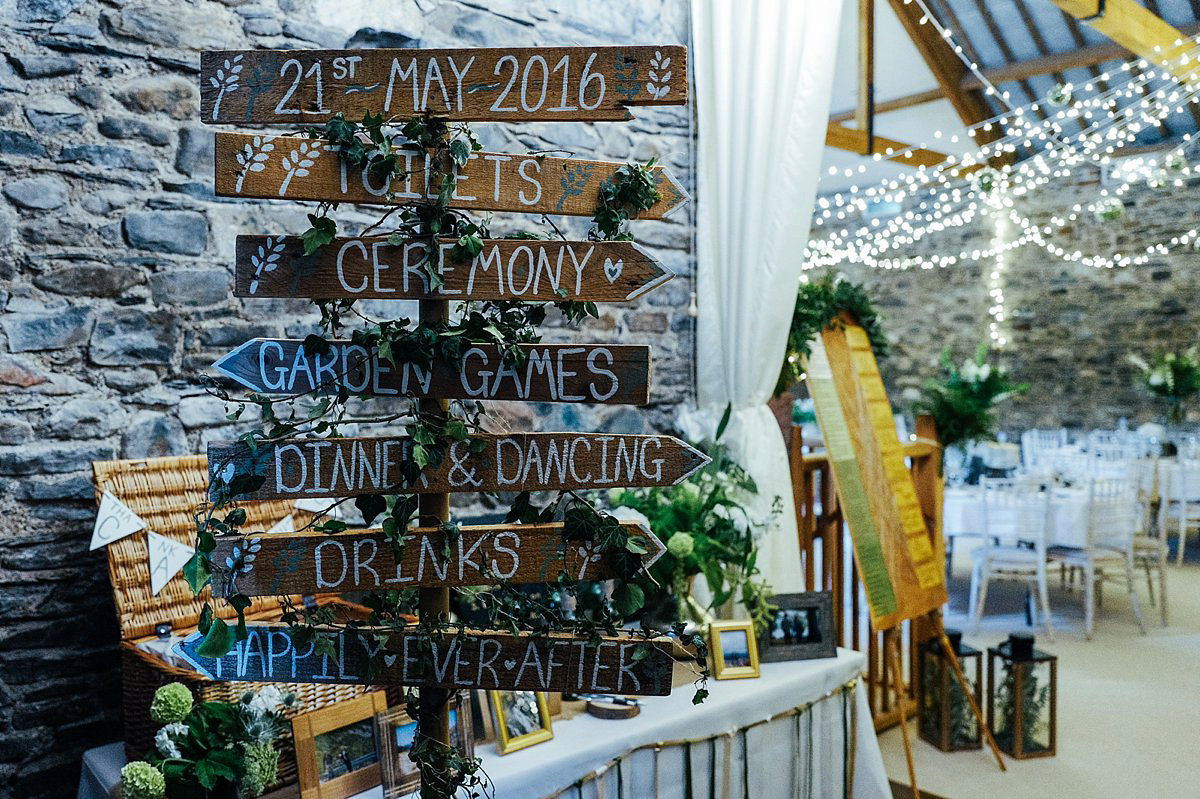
[828,21,1200,123]
[1051,0,1200,85]
[825,123,951,168]
[884,0,999,140]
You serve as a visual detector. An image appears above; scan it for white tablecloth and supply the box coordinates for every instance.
[943,486,1091,548]
[78,651,888,799]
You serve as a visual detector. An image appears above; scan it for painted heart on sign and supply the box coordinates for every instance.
[383,654,398,668]
[220,462,235,484]
[603,257,624,283]
[503,659,518,671]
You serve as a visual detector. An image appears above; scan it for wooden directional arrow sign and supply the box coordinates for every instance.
[235,235,673,302]
[213,339,650,404]
[201,46,687,124]
[214,132,689,218]
[209,521,666,598]
[176,624,674,695]
[208,433,711,501]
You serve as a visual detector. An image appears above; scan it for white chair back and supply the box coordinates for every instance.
[1085,478,1140,551]
[1021,428,1069,469]
[980,477,1051,553]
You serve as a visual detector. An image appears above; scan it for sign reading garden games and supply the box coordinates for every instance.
[186,43,698,794]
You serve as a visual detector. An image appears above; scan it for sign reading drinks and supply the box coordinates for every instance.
[200,47,686,124]
[235,235,672,302]
[214,132,689,218]
[209,521,666,598]
[803,320,947,630]
[208,433,710,501]
[213,339,651,404]
[176,624,674,695]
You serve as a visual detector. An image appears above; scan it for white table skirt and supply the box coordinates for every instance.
[943,486,1091,548]
[78,651,888,799]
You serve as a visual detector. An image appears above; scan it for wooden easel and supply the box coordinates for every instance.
[886,612,1007,799]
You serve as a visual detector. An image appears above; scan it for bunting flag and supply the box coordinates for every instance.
[89,490,147,550]
[147,531,195,596]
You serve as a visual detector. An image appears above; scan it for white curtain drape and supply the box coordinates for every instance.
[686,0,843,592]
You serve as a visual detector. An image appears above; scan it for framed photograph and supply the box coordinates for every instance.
[709,620,761,680]
[758,592,837,662]
[292,691,388,799]
[469,690,494,744]
[377,697,474,798]
[488,690,553,754]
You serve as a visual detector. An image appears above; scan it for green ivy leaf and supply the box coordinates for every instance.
[302,214,337,256]
[182,551,211,594]
[611,582,644,616]
[356,494,387,526]
[196,617,234,659]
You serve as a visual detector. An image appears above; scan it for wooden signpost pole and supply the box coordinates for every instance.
[417,294,452,794]
[886,632,921,799]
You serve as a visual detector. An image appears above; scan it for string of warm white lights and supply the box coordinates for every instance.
[807,55,1200,273]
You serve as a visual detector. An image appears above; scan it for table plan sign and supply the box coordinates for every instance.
[213,339,651,404]
[209,521,666,597]
[214,132,689,217]
[177,625,674,695]
[208,433,710,501]
[200,47,686,123]
[235,235,672,302]
[803,319,947,630]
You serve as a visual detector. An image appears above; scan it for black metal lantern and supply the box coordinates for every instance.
[987,632,1057,759]
[917,629,982,751]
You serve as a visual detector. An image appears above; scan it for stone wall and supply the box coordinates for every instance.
[812,166,1200,434]
[0,2,694,795]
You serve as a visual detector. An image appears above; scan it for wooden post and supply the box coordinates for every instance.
[418,295,451,797]
[857,0,875,149]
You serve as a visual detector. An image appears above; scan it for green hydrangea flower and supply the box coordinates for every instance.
[150,682,193,724]
[240,740,280,797]
[120,761,165,799]
[667,531,695,558]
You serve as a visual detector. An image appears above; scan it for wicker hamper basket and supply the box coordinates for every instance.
[92,454,397,789]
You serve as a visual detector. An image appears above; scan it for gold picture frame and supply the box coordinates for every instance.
[709,620,761,680]
[488,690,553,754]
[377,697,474,798]
[292,691,388,799]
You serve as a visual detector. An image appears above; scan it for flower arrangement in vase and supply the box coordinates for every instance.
[119,683,294,799]
[607,408,777,633]
[1128,348,1200,425]
[914,344,1028,452]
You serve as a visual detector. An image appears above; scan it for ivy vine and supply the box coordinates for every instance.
[183,112,709,796]
[775,273,888,396]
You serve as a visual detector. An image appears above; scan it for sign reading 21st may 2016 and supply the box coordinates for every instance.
[201,46,686,124]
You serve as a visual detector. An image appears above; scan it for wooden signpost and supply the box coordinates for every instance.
[200,46,686,124]
[194,42,693,795]
[209,521,666,598]
[803,319,1004,794]
[208,433,710,501]
[234,235,672,302]
[213,339,651,404]
[176,624,674,695]
[214,132,689,217]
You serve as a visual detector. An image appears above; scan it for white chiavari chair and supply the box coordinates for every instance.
[969,477,1054,639]
[1048,478,1146,639]
[1160,458,1200,566]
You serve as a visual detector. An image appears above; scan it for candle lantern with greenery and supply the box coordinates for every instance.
[917,629,982,752]
[987,633,1057,759]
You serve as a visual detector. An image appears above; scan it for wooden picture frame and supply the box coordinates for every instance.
[377,697,474,798]
[469,690,494,744]
[757,592,837,663]
[292,691,388,799]
[709,620,760,680]
[489,690,553,754]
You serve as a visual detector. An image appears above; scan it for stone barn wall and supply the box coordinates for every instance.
[810,167,1200,434]
[0,1,694,795]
